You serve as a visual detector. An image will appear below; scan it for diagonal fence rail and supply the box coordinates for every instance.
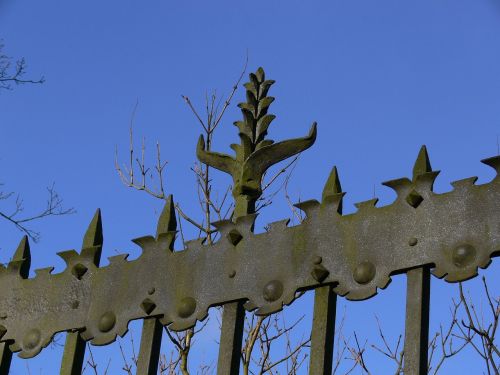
[0,68,498,374]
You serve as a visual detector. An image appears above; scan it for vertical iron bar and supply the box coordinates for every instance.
[403,267,430,375]
[309,166,342,374]
[0,236,31,374]
[0,343,13,375]
[137,318,163,375]
[217,301,246,374]
[309,286,337,374]
[404,146,432,375]
[60,333,86,375]
[61,210,103,375]
[136,196,175,375]
[217,199,252,375]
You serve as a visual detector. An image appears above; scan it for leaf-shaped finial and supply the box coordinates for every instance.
[196,67,317,216]
[412,145,433,181]
[156,194,177,237]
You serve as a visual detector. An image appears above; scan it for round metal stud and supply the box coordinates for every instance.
[353,261,376,284]
[23,329,41,350]
[98,311,116,333]
[263,280,284,302]
[177,297,197,318]
[452,244,476,268]
[228,270,236,278]
[408,237,418,246]
[312,255,323,265]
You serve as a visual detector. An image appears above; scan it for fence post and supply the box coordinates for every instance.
[60,209,103,375]
[309,167,342,374]
[0,236,31,375]
[403,147,432,375]
[136,196,176,375]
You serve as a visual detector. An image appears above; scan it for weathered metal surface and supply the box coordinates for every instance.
[217,301,245,375]
[404,267,430,375]
[0,68,499,367]
[136,196,175,375]
[197,67,317,215]
[60,209,102,375]
[309,166,342,374]
[0,236,30,373]
[137,318,163,375]
[403,146,432,375]
[203,67,317,375]
[60,333,86,375]
[309,286,337,374]
[0,154,498,358]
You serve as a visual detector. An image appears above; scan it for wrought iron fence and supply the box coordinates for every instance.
[0,68,498,375]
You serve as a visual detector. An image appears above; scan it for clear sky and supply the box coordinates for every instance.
[1,1,499,373]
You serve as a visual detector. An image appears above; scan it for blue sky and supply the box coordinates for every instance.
[1,0,499,373]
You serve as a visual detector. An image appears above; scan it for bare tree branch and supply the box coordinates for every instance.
[0,41,44,91]
[0,183,75,242]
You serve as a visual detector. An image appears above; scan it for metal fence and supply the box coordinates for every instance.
[0,68,498,375]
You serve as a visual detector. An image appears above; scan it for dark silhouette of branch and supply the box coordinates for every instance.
[0,41,44,91]
[0,183,75,242]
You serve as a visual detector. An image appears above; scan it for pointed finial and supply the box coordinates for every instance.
[412,145,432,181]
[156,194,177,237]
[322,166,343,213]
[13,235,31,279]
[82,209,103,249]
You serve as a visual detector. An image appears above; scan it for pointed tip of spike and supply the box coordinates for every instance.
[413,145,433,181]
[322,166,342,201]
[13,236,31,278]
[13,235,30,262]
[156,194,177,237]
[82,209,103,249]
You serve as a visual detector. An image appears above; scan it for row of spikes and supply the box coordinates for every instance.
[180,146,436,240]
[4,145,499,276]
[1,209,103,278]
[1,191,179,278]
[303,145,433,215]
[302,145,499,216]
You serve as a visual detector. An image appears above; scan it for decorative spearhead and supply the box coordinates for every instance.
[412,145,433,180]
[322,166,343,214]
[197,67,317,215]
[156,194,177,237]
[81,209,103,266]
[12,235,31,279]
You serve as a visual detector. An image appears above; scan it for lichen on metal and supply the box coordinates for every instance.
[197,66,317,216]
[0,68,498,364]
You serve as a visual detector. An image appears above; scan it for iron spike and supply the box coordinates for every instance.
[412,145,433,181]
[322,166,343,213]
[12,235,31,279]
[156,194,177,237]
[82,209,103,249]
[322,166,342,200]
[81,209,103,266]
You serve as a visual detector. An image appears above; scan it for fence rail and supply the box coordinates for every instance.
[1,68,498,374]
